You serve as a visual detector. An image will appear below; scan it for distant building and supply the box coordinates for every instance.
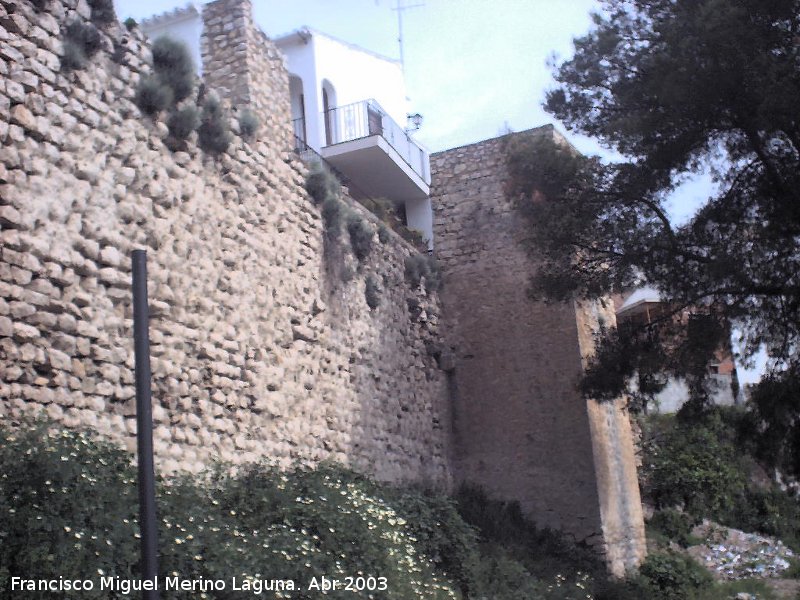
[615,287,742,412]
[140,5,434,248]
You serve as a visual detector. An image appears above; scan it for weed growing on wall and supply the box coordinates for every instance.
[347,214,374,262]
[134,76,173,116]
[197,94,232,155]
[88,0,116,25]
[305,162,340,205]
[404,254,441,293]
[237,109,259,140]
[61,41,88,71]
[135,37,198,127]
[60,20,103,72]
[365,274,381,309]
[167,105,200,144]
[321,197,344,239]
[150,37,195,103]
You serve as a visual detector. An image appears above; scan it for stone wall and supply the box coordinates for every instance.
[0,0,452,486]
[429,127,646,575]
[201,0,291,150]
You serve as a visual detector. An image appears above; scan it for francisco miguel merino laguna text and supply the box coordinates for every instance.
[11,575,296,594]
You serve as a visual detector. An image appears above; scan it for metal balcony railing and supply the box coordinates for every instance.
[322,99,429,183]
[292,117,308,153]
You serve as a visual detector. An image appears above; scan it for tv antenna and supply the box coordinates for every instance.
[391,0,424,74]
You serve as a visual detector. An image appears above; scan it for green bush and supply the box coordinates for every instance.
[718,486,800,551]
[321,196,344,239]
[123,17,137,30]
[364,274,381,309]
[8,421,739,600]
[0,424,467,599]
[167,105,200,142]
[648,509,700,548]
[197,94,232,155]
[305,162,339,205]
[134,76,173,116]
[88,0,116,24]
[637,551,714,600]
[0,424,140,599]
[150,36,195,103]
[237,109,259,139]
[404,253,441,292]
[641,408,800,551]
[642,412,748,516]
[347,214,373,261]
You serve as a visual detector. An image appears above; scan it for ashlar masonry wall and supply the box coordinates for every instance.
[0,0,452,486]
[430,126,646,575]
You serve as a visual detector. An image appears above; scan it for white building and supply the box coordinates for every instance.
[139,5,434,248]
[616,287,742,413]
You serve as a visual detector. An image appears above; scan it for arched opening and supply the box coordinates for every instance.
[289,75,306,149]
[322,79,337,146]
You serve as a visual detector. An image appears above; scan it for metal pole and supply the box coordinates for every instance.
[132,249,160,600]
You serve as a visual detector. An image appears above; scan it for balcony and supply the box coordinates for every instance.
[294,100,430,203]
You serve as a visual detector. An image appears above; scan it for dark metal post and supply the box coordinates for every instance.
[132,250,160,600]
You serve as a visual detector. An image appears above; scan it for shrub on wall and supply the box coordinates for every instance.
[134,76,173,116]
[135,37,196,122]
[404,253,441,292]
[88,0,116,25]
[60,20,103,72]
[347,213,374,262]
[365,274,381,309]
[378,223,391,244]
[150,36,195,103]
[61,41,88,71]
[305,162,340,205]
[321,196,344,239]
[167,105,200,142]
[237,109,259,140]
[197,94,232,155]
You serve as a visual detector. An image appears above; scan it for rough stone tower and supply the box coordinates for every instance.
[430,125,647,575]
